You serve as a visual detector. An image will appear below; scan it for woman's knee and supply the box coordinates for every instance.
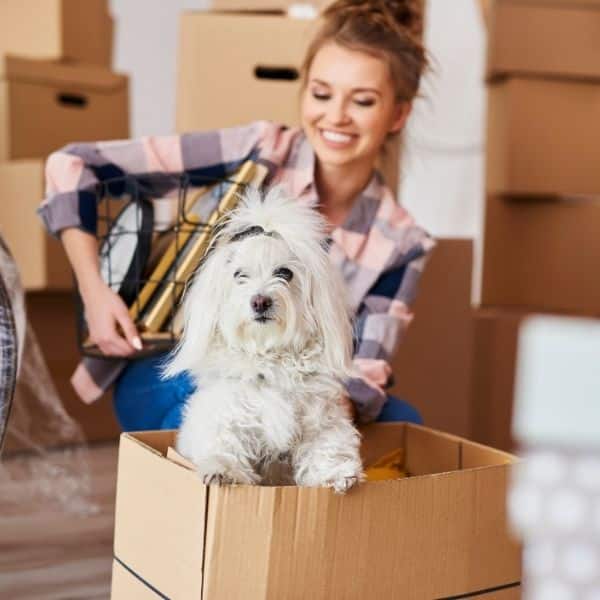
[113,355,194,431]
[377,396,423,424]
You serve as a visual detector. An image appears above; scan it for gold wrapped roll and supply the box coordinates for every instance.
[136,161,267,333]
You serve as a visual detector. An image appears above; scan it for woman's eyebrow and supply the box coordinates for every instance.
[310,79,381,96]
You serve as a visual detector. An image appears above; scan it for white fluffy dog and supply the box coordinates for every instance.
[163,187,364,493]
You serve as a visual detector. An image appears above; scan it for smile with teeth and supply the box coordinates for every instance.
[320,129,356,144]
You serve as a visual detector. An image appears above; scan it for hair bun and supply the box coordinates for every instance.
[384,0,424,39]
[324,0,424,40]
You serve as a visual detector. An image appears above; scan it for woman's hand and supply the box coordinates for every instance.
[80,277,142,357]
[338,394,357,422]
[60,228,142,357]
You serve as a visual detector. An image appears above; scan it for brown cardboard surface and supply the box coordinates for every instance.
[0,160,72,290]
[487,0,600,81]
[469,308,530,453]
[0,57,129,161]
[478,587,521,599]
[3,292,121,453]
[113,424,520,599]
[404,424,460,475]
[390,238,475,437]
[111,560,157,599]
[481,194,600,314]
[113,433,207,600]
[176,12,401,191]
[0,0,112,66]
[486,77,600,196]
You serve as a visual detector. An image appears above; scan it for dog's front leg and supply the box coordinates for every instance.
[292,420,364,494]
[178,423,261,486]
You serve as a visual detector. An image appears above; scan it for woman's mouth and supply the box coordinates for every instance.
[319,128,357,149]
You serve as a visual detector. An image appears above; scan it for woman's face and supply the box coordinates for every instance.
[301,42,410,171]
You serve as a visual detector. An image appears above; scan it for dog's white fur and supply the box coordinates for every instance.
[163,187,364,493]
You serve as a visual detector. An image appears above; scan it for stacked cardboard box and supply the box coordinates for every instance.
[0,0,129,449]
[0,0,129,290]
[176,1,408,192]
[473,0,600,451]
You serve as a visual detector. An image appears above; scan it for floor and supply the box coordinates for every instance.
[0,442,118,599]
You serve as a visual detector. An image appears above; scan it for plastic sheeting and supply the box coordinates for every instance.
[0,235,97,516]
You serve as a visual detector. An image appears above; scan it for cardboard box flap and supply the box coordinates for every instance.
[462,439,517,469]
[113,433,206,599]
[405,424,461,475]
[359,422,406,466]
[3,56,127,92]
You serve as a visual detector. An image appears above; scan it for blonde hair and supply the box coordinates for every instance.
[301,0,427,104]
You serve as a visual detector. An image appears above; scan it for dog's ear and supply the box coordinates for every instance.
[161,244,228,380]
[308,255,355,379]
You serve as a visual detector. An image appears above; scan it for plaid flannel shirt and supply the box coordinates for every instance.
[39,121,435,423]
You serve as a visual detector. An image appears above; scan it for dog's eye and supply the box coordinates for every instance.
[234,269,248,281]
[273,267,293,282]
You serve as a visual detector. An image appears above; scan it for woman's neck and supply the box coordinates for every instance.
[315,159,375,229]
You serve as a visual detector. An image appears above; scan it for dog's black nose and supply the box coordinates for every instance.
[251,294,273,314]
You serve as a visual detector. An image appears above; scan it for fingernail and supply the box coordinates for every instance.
[132,336,143,351]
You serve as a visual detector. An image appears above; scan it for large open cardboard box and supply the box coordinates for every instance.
[176,12,401,192]
[0,0,113,67]
[111,423,521,599]
[0,56,129,161]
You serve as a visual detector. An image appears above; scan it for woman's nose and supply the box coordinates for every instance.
[326,99,350,125]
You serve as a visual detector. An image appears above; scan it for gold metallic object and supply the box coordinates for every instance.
[137,161,267,333]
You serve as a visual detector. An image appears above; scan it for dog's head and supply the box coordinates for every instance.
[163,186,353,379]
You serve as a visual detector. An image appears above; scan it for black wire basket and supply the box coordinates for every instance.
[76,161,267,359]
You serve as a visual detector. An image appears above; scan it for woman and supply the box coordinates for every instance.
[38,0,434,430]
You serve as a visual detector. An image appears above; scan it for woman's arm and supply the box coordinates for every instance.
[39,121,274,356]
[39,120,272,238]
[347,248,433,424]
[61,228,141,356]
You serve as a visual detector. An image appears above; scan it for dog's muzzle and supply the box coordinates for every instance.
[251,294,273,320]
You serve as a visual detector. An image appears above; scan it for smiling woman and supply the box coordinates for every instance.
[38,0,435,431]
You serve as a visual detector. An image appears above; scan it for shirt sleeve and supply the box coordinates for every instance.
[38,120,274,238]
[346,242,435,424]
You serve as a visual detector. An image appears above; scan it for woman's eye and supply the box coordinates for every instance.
[273,267,293,282]
[354,97,376,107]
[312,91,330,101]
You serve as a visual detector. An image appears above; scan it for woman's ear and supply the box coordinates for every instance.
[389,102,412,134]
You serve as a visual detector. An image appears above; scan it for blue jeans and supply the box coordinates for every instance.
[113,354,423,431]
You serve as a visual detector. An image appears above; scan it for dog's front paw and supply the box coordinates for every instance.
[201,471,234,486]
[327,474,361,495]
[198,465,260,486]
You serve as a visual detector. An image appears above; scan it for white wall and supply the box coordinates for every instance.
[401,0,486,239]
[109,0,210,137]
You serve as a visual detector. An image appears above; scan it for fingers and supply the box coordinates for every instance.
[115,307,143,352]
[95,331,135,357]
[90,308,140,358]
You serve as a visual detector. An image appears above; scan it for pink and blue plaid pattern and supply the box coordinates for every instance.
[38,121,435,423]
